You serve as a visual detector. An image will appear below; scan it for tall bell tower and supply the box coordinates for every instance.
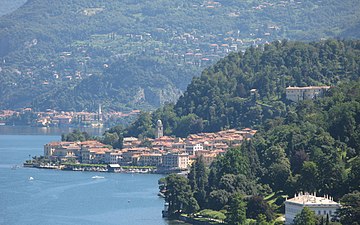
[156,119,163,138]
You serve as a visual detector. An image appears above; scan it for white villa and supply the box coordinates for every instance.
[286,86,331,102]
[285,192,340,224]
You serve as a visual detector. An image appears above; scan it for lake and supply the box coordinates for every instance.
[0,0,27,16]
[0,127,187,225]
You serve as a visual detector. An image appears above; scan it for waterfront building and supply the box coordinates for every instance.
[121,147,151,165]
[285,192,340,224]
[44,142,81,161]
[137,153,163,166]
[80,147,111,164]
[109,151,122,164]
[162,152,189,170]
[286,86,331,103]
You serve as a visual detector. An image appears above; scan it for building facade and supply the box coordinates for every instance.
[286,86,331,102]
[285,193,340,224]
[185,143,203,155]
[162,153,189,170]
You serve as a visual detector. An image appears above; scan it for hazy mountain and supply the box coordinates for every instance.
[0,0,359,111]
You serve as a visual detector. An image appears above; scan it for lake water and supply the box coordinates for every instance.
[0,128,187,225]
[0,125,106,136]
[0,0,28,16]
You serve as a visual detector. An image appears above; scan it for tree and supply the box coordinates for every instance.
[218,147,250,177]
[174,113,204,137]
[61,129,91,142]
[299,161,319,192]
[208,189,230,211]
[126,112,154,138]
[293,207,317,225]
[348,158,360,192]
[193,156,208,208]
[256,214,270,225]
[102,132,119,147]
[165,174,199,216]
[106,125,124,149]
[268,158,291,192]
[246,196,274,221]
[338,191,360,225]
[225,193,246,225]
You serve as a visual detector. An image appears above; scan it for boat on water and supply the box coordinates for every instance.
[29,177,34,181]
[11,165,19,170]
[92,175,105,179]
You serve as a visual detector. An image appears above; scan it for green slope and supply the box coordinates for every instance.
[0,0,360,111]
[126,39,360,137]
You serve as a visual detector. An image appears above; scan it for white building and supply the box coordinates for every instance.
[185,143,203,155]
[109,151,122,164]
[285,192,340,224]
[286,86,331,102]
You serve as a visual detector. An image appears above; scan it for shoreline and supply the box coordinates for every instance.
[23,163,157,174]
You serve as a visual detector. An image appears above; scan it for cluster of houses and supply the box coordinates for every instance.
[0,110,14,125]
[0,107,140,127]
[43,125,257,172]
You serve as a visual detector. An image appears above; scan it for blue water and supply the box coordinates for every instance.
[0,133,183,225]
[0,0,27,16]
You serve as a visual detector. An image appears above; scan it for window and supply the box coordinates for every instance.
[324,210,327,215]
[318,211,321,215]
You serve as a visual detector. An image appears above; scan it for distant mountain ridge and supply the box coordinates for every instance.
[0,0,360,111]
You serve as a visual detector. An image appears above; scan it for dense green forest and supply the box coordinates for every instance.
[152,40,360,224]
[1,0,360,111]
[126,40,360,138]
[161,80,360,224]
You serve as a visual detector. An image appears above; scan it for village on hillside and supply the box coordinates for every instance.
[26,123,257,173]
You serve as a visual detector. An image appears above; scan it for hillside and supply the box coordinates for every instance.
[159,79,360,224]
[0,0,360,111]
[124,40,360,223]
[126,39,360,137]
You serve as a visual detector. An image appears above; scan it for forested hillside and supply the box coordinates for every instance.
[153,40,360,224]
[1,0,360,111]
[126,40,360,137]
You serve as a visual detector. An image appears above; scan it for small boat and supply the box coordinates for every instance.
[29,177,34,181]
[92,175,105,179]
[11,165,18,170]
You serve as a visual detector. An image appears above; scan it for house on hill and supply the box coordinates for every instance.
[285,192,340,224]
[286,86,331,102]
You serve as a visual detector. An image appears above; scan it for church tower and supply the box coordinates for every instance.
[156,119,163,138]
[98,104,103,121]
